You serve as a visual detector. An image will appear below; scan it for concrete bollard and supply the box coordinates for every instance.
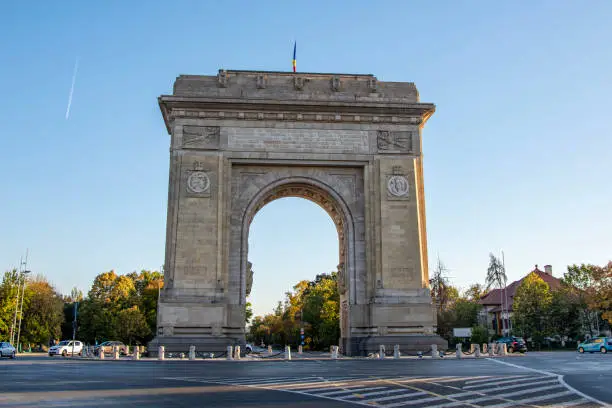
[285,345,291,360]
[456,343,462,359]
[234,345,241,360]
[267,345,272,354]
[227,346,233,360]
[189,345,196,360]
[331,345,339,359]
[125,346,130,356]
[482,343,488,353]
[393,344,400,359]
[158,346,165,361]
[378,345,385,360]
[470,344,476,354]
[475,344,481,358]
[501,343,507,356]
[488,343,495,357]
[113,346,120,360]
[298,345,303,354]
[133,346,140,360]
[99,349,105,360]
[431,344,439,359]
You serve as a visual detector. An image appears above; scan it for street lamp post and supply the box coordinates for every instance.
[15,270,31,350]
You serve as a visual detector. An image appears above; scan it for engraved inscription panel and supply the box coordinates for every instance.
[227,128,369,154]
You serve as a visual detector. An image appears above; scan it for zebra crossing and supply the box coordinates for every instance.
[161,374,606,407]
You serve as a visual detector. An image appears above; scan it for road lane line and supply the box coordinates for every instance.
[462,377,558,391]
[317,386,388,396]
[503,390,575,405]
[486,357,610,407]
[367,391,427,403]
[383,396,448,407]
[462,375,534,386]
[494,383,566,398]
[339,388,413,399]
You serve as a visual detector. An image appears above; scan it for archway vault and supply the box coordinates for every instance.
[246,180,349,265]
[237,174,359,308]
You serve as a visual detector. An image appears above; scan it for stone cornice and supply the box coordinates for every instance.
[159,96,435,134]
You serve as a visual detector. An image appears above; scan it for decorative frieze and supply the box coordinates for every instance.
[169,109,423,125]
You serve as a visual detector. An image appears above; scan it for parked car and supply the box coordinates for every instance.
[578,337,612,354]
[94,341,128,356]
[495,336,528,353]
[0,342,16,359]
[245,343,253,354]
[48,340,83,357]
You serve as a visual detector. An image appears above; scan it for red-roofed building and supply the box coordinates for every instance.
[478,264,562,336]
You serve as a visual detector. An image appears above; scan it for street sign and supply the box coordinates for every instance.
[453,328,472,338]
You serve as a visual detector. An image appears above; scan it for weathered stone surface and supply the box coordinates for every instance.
[151,69,446,356]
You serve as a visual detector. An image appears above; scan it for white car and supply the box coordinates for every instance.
[0,342,16,359]
[48,340,83,357]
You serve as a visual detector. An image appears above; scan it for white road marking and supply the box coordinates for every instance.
[384,396,447,407]
[317,386,388,396]
[339,388,412,399]
[463,377,558,391]
[494,383,566,398]
[368,391,427,402]
[487,357,610,407]
[497,390,574,406]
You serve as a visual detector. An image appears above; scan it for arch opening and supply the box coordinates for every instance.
[239,177,356,349]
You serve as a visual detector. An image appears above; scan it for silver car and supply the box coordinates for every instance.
[0,342,16,359]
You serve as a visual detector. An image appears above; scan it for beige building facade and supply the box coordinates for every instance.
[150,70,446,355]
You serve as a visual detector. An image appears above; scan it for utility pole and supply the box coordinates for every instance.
[15,250,30,350]
[10,257,23,345]
[501,250,510,335]
[72,301,78,356]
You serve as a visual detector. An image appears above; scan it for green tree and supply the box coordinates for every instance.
[245,301,253,324]
[0,270,20,341]
[513,272,552,347]
[113,307,151,346]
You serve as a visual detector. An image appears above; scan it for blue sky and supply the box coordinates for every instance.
[2,1,611,317]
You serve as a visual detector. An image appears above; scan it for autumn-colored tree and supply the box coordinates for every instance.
[512,272,552,346]
[586,262,612,324]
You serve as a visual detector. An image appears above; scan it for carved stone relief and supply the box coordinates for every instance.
[293,76,306,90]
[182,126,220,149]
[256,74,267,89]
[217,70,228,87]
[386,166,410,200]
[331,76,341,92]
[185,161,212,197]
[337,262,347,294]
[377,130,414,153]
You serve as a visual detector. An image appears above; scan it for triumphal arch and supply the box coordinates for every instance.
[150,69,446,355]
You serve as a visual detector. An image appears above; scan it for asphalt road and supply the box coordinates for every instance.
[1,352,610,407]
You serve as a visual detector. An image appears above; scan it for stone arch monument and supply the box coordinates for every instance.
[150,69,446,355]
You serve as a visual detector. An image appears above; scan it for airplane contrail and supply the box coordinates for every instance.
[65,57,79,119]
